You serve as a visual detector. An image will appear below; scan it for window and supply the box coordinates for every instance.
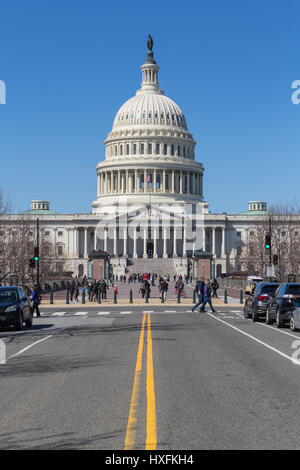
[237,231,241,237]
[154,112,158,119]
[166,113,170,120]
[156,143,160,155]
[45,231,50,237]
[141,143,144,154]
[171,144,174,156]
[161,113,164,119]
[58,245,63,256]
[126,144,129,155]
[177,145,180,156]
[115,146,118,156]
[183,146,186,157]
[133,144,137,155]
[237,246,242,256]
[58,231,63,237]
[149,113,152,119]
[120,145,123,156]
[148,143,152,154]
[164,144,167,155]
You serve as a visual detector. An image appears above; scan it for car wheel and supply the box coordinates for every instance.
[15,312,24,331]
[252,307,258,322]
[25,311,33,328]
[244,305,250,319]
[266,308,274,325]
[276,309,283,328]
[290,316,298,332]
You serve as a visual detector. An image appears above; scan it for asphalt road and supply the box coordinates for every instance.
[1,305,300,450]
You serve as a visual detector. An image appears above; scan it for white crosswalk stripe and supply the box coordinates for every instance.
[120,311,132,314]
[74,312,88,316]
[97,311,110,315]
[51,312,66,316]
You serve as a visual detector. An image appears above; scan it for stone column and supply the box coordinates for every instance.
[202,227,205,252]
[84,228,88,258]
[153,226,158,258]
[143,227,147,258]
[173,226,177,257]
[180,171,183,194]
[163,169,166,192]
[172,170,175,193]
[118,171,121,193]
[222,227,226,257]
[97,174,101,197]
[133,227,137,258]
[212,227,216,257]
[187,172,190,194]
[192,173,196,194]
[126,170,129,193]
[74,228,78,257]
[104,228,108,253]
[154,169,157,193]
[123,227,127,257]
[134,169,137,193]
[183,224,186,257]
[113,228,117,257]
[94,229,97,251]
[163,227,168,258]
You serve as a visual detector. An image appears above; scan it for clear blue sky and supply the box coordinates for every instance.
[0,0,299,214]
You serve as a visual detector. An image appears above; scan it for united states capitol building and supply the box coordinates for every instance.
[4,38,269,279]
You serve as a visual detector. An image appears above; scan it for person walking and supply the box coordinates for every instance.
[200,280,216,313]
[100,279,107,299]
[30,285,41,317]
[211,278,219,298]
[192,277,205,312]
[160,278,168,301]
[74,284,79,302]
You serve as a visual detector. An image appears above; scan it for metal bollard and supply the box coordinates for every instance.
[224,289,228,304]
[114,288,117,304]
[98,288,101,304]
[82,291,85,304]
[129,289,133,304]
[177,289,181,303]
[240,289,243,304]
[50,289,53,305]
[161,291,165,303]
[66,289,69,304]
[193,289,196,303]
[145,288,149,304]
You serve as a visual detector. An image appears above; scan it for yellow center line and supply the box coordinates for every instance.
[124,313,146,450]
[146,313,157,450]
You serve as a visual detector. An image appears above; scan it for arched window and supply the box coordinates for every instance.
[183,146,186,157]
[120,145,123,156]
[177,145,180,156]
[164,144,168,155]
[148,143,152,154]
[126,144,129,155]
[141,143,144,154]
[156,143,160,155]
[115,145,118,156]
[133,143,137,155]
[171,144,174,156]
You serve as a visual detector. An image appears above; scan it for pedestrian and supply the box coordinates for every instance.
[211,278,219,298]
[69,282,75,302]
[74,284,79,302]
[200,280,216,313]
[192,277,205,312]
[160,278,168,301]
[100,279,107,299]
[30,284,41,317]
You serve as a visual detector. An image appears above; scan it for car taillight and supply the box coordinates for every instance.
[257,295,270,301]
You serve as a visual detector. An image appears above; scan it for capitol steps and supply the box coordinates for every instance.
[126,258,177,277]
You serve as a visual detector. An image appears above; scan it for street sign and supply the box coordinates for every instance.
[266,266,275,277]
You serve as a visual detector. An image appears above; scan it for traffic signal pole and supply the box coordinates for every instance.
[269,217,272,282]
[36,218,40,290]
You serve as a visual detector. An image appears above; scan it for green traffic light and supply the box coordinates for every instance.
[265,244,270,249]
[34,256,39,261]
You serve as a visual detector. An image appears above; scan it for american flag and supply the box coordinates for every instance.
[145,174,151,183]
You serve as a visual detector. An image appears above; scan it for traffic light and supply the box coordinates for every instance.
[34,246,39,262]
[265,234,271,250]
[29,258,35,268]
[273,254,279,265]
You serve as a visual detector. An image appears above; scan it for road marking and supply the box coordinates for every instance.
[8,335,52,360]
[164,310,176,313]
[256,322,300,340]
[74,311,88,315]
[124,314,146,450]
[51,311,66,316]
[120,311,132,314]
[143,311,153,314]
[207,313,300,366]
[97,311,110,315]
[146,314,157,450]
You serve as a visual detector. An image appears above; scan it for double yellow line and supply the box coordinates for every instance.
[124,313,157,450]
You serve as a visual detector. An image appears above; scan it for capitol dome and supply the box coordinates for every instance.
[92,36,205,214]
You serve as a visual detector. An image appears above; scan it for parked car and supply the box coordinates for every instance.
[0,286,33,330]
[266,283,300,328]
[289,307,300,331]
[244,282,279,321]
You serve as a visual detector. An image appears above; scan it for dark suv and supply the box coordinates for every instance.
[266,283,300,328]
[0,286,33,330]
[244,282,279,321]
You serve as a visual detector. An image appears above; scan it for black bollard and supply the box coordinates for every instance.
[82,290,85,304]
[129,289,133,304]
[50,289,53,305]
[240,289,243,304]
[98,288,101,304]
[224,289,228,304]
[193,289,196,303]
[114,288,117,304]
[161,291,165,303]
[66,289,69,304]
[177,288,181,303]
[145,288,149,304]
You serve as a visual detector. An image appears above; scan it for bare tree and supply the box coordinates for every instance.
[239,203,300,281]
